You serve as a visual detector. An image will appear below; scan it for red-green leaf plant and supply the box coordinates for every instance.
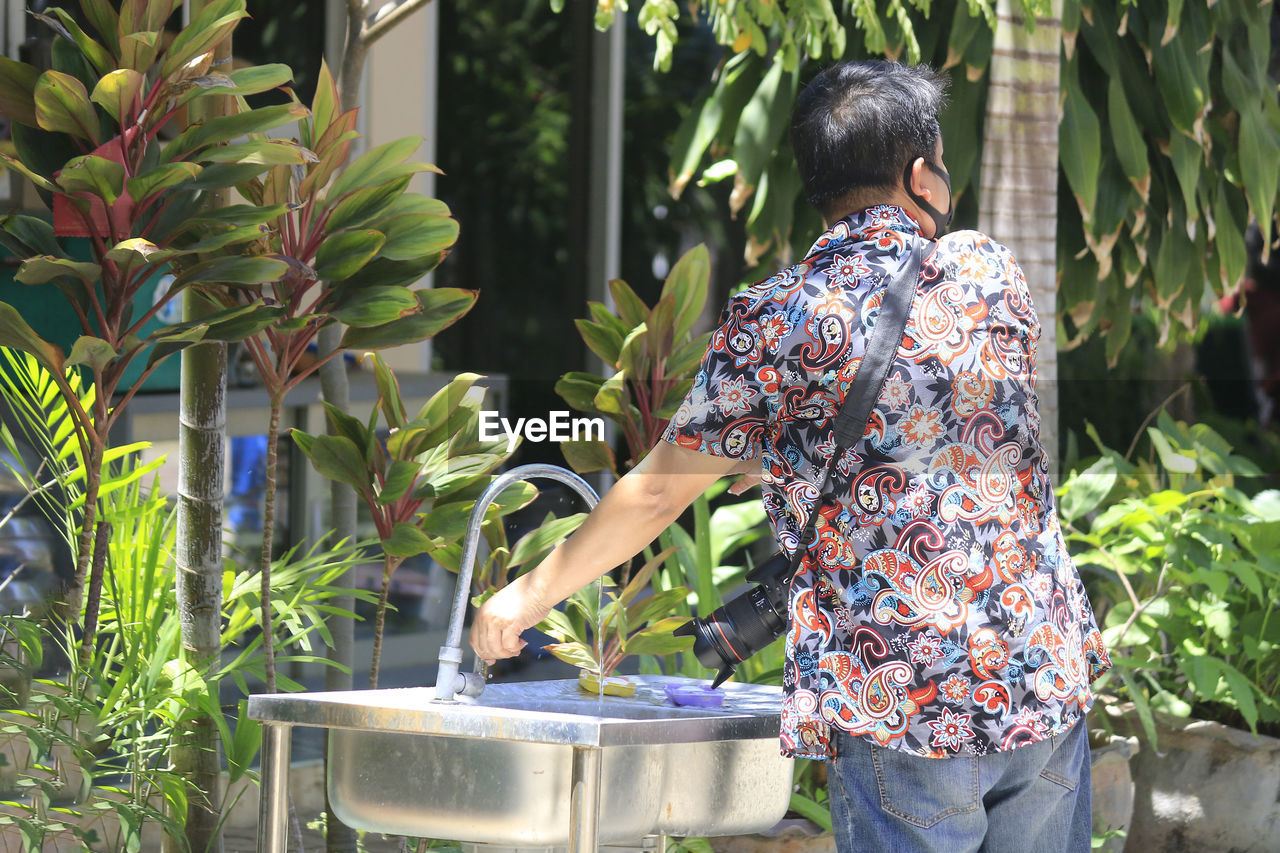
[0,0,317,658]
[293,354,533,688]
[521,546,693,680]
[554,243,711,475]
[186,60,473,691]
[553,240,774,682]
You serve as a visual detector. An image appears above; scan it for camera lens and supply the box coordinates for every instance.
[674,552,793,687]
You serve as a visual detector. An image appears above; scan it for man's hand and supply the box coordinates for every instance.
[470,573,551,664]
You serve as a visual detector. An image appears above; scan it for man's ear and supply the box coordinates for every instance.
[908,156,932,204]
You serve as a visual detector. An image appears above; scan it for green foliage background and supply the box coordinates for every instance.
[638,0,1278,355]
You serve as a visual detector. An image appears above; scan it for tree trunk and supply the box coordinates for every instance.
[369,555,403,690]
[978,0,1063,482]
[62,433,102,632]
[338,0,370,114]
[78,518,111,665]
[171,310,227,853]
[171,12,232,851]
[259,394,284,695]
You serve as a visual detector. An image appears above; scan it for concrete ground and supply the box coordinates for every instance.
[221,822,416,853]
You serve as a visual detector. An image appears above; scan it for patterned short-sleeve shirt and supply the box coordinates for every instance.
[663,205,1111,760]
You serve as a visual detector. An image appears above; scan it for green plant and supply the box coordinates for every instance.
[189,58,471,692]
[787,760,833,834]
[625,0,952,72]
[0,467,373,849]
[1058,412,1280,746]
[447,510,589,600]
[0,348,160,551]
[654,479,772,680]
[664,836,714,853]
[1092,826,1127,849]
[1055,0,1277,354]
[0,347,374,846]
[554,243,711,475]
[627,0,1278,352]
[523,547,693,679]
[464,504,699,682]
[0,0,323,656]
[293,354,531,688]
[552,243,775,680]
[0,657,182,852]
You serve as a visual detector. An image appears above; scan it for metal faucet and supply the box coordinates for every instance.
[434,463,601,701]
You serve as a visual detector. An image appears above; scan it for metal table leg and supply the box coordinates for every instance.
[258,723,292,853]
[568,746,603,853]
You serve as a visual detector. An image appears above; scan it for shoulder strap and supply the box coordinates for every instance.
[787,237,927,571]
[830,239,925,449]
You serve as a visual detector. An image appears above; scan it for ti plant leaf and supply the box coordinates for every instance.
[0,55,39,127]
[556,245,713,476]
[293,354,521,597]
[534,546,690,678]
[34,70,99,141]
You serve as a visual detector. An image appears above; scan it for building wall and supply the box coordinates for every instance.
[363,0,439,374]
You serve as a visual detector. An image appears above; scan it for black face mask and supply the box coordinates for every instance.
[902,158,953,236]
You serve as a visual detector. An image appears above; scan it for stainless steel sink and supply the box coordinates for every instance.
[248,466,793,853]
[248,675,792,848]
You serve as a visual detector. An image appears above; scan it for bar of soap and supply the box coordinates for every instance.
[577,670,637,697]
[664,684,725,708]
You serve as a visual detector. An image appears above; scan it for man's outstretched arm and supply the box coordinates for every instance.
[469,440,751,663]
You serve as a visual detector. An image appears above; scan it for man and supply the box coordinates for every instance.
[472,60,1110,853]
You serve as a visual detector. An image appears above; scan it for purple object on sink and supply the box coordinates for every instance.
[664,683,725,708]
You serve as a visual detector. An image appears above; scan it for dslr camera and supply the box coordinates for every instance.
[674,551,793,688]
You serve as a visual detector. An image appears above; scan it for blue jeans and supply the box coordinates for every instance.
[827,720,1092,853]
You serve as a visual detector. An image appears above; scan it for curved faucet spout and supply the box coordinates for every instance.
[434,464,600,701]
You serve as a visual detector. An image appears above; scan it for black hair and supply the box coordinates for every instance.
[789,60,950,219]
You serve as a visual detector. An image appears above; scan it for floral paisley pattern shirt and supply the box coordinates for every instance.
[663,205,1111,760]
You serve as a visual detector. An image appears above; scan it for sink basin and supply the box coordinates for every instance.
[248,675,792,846]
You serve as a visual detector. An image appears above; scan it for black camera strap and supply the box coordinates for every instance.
[785,236,928,576]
